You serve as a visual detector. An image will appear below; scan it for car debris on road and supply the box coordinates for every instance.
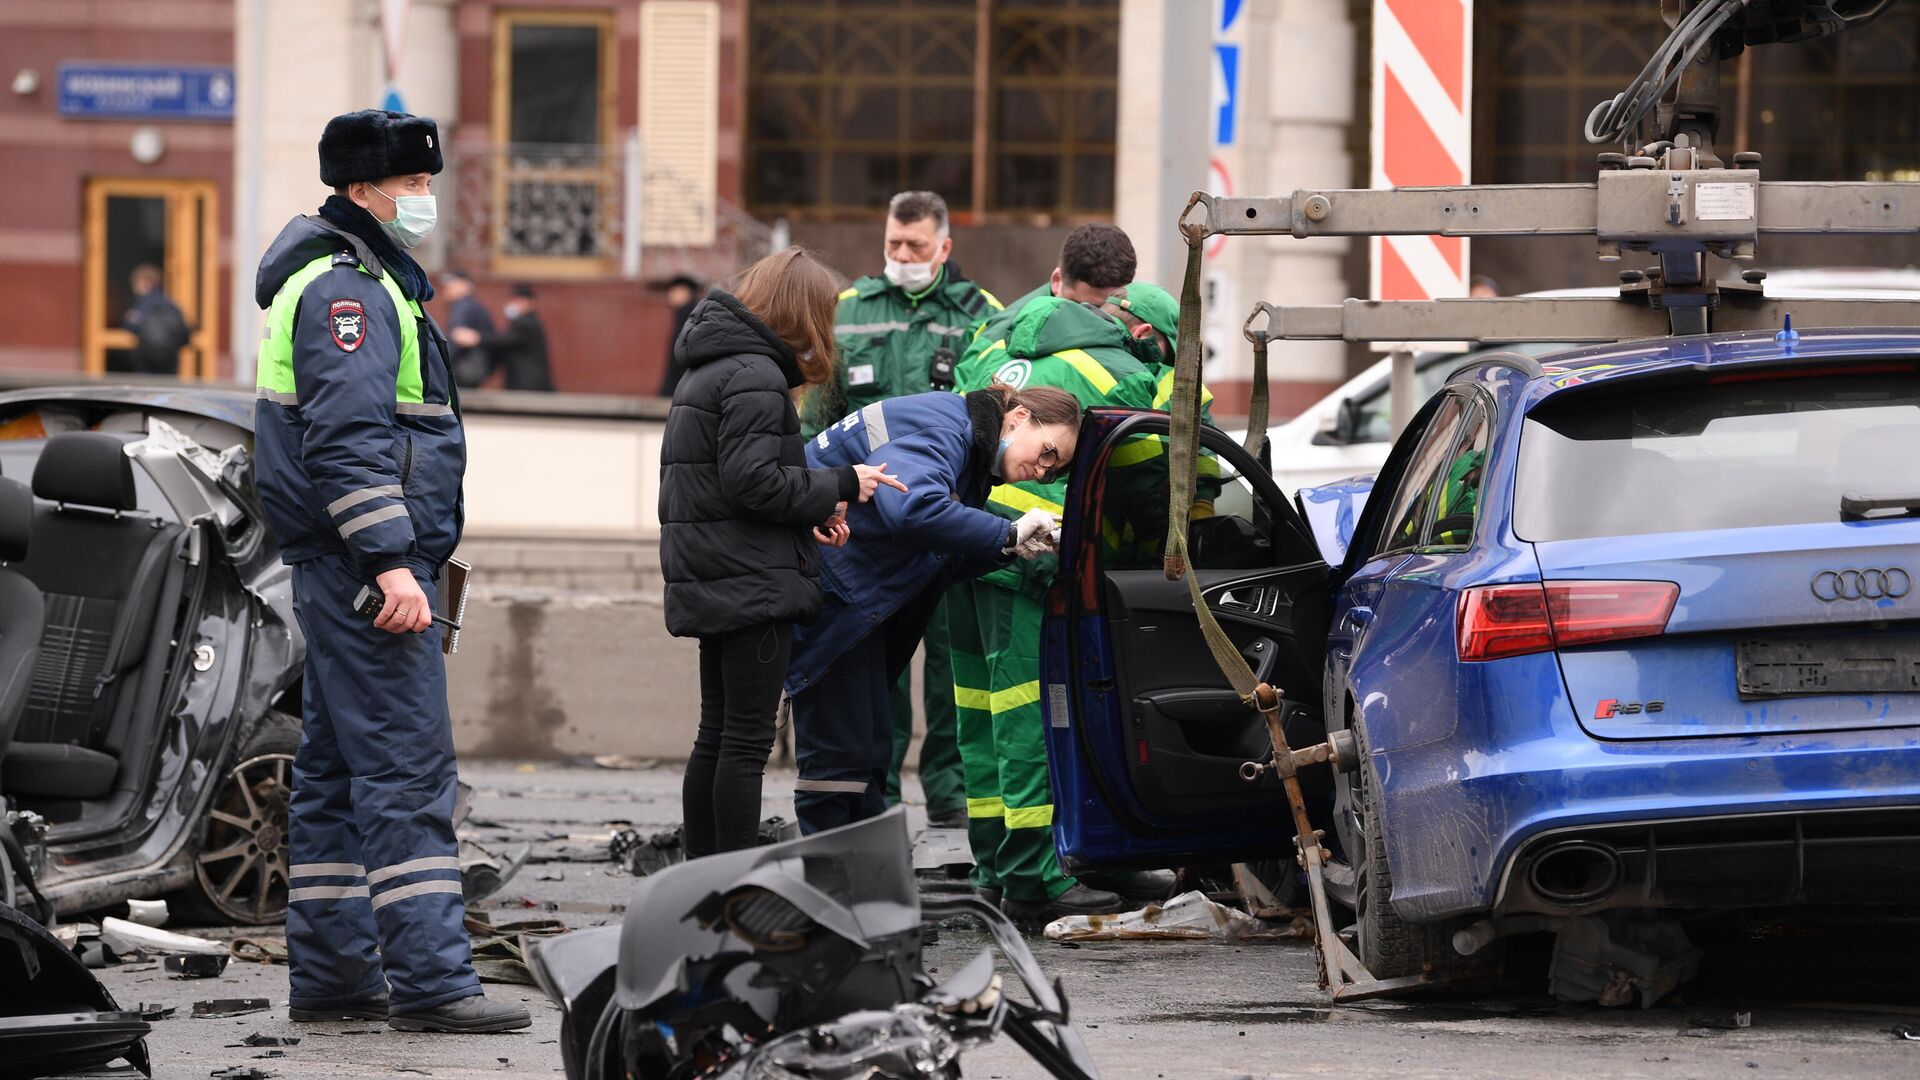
[1044,890,1310,943]
[530,808,1100,1080]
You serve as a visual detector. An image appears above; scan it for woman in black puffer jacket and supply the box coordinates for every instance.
[659,248,903,856]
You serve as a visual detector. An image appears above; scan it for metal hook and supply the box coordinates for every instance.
[1242,302,1278,345]
[1179,191,1215,247]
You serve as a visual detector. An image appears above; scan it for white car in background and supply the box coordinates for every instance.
[1256,268,1920,496]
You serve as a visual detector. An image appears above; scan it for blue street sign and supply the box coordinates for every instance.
[1213,44,1240,147]
[57,63,235,121]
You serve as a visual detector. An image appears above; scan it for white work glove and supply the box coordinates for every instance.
[1005,509,1061,553]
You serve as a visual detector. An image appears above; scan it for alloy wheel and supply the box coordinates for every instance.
[192,752,294,924]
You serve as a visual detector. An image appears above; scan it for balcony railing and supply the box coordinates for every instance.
[440,136,776,281]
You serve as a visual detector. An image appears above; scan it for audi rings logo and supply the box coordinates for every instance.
[1811,567,1911,602]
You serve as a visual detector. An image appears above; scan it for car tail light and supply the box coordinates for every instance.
[1457,581,1679,662]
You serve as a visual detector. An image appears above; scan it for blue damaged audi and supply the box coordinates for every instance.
[1039,326,1920,986]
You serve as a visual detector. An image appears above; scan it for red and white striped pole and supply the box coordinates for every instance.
[1370,0,1472,302]
[1370,0,1472,434]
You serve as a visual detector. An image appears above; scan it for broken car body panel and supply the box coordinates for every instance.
[0,901,151,1078]
[529,809,1098,1080]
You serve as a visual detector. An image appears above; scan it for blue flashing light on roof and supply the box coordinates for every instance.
[1776,312,1800,347]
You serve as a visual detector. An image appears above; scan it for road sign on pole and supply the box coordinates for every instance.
[1368,0,1472,303]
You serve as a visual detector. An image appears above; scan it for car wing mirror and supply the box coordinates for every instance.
[1331,397,1364,444]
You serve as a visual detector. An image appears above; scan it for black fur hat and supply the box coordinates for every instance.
[319,109,443,188]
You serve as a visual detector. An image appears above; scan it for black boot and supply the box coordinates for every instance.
[1002,883,1126,927]
[291,994,389,1022]
[388,995,532,1033]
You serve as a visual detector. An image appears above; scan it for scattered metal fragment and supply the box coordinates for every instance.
[230,938,288,965]
[138,1003,178,1021]
[51,922,101,948]
[192,998,271,1019]
[241,1033,300,1046]
[165,953,231,979]
[209,1068,274,1079]
[460,839,533,904]
[1894,1021,1920,1041]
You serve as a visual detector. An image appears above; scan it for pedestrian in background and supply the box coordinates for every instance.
[121,263,190,376]
[658,247,905,857]
[784,381,1081,835]
[252,108,528,1033]
[441,269,495,388]
[656,273,704,397]
[803,191,1002,830]
[489,285,554,391]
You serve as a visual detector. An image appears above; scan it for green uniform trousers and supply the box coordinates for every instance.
[948,579,1073,903]
[883,595,965,818]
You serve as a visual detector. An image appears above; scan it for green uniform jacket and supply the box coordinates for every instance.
[801,266,1001,437]
[952,295,1163,597]
[954,281,1049,378]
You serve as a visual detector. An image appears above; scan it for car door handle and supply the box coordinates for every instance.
[1343,606,1374,631]
[1217,586,1270,614]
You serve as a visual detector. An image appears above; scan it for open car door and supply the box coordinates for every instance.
[1043,409,1332,872]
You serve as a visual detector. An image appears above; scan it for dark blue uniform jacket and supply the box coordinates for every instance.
[252,216,465,579]
[786,391,1010,694]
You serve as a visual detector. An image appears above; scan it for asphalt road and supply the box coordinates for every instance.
[72,763,1920,1080]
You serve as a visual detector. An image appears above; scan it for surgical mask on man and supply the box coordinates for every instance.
[370,184,437,249]
[884,257,938,292]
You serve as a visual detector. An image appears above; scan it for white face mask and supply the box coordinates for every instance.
[370,184,437,249]
[884,257,938,292]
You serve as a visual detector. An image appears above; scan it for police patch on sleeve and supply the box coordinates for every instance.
[993,358,1032,389]
[328,299,366,352]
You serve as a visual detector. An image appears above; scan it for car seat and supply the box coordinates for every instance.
[0,471,42,778]
[2,432,183,801]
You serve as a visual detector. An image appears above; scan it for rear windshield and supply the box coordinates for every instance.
[1515,367,1920,541]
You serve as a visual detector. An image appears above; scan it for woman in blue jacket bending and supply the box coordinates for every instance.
[786,381,1082,834]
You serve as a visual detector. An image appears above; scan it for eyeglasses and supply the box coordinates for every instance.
[1037,441,1064,483]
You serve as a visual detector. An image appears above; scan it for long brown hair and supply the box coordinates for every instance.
[730,247,839,386]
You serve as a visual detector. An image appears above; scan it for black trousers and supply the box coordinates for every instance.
[683,622,793,856]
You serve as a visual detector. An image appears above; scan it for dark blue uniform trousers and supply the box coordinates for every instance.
[285,554,479,1014]
[792,626,893,835]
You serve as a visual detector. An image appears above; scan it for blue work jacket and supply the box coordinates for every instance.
[786,392,1010,693]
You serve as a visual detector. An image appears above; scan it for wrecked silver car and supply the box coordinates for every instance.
[529,810,1099,1080]
[0,388,303,926]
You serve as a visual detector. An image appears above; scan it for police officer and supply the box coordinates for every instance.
[802,191,1003,830]
[252,109,528,1034]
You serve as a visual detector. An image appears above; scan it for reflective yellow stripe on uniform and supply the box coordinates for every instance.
[953,685,992,711]
[1056,349,1116,395]
[1153,368,1214,411]
[990,680,1042,713]
[988,485,1064,518]
[1109,436,1165,467]
[1004,804,1055,829]
[968,796,1006,819]
[978,288,1003,311]
[838,286,859,300]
